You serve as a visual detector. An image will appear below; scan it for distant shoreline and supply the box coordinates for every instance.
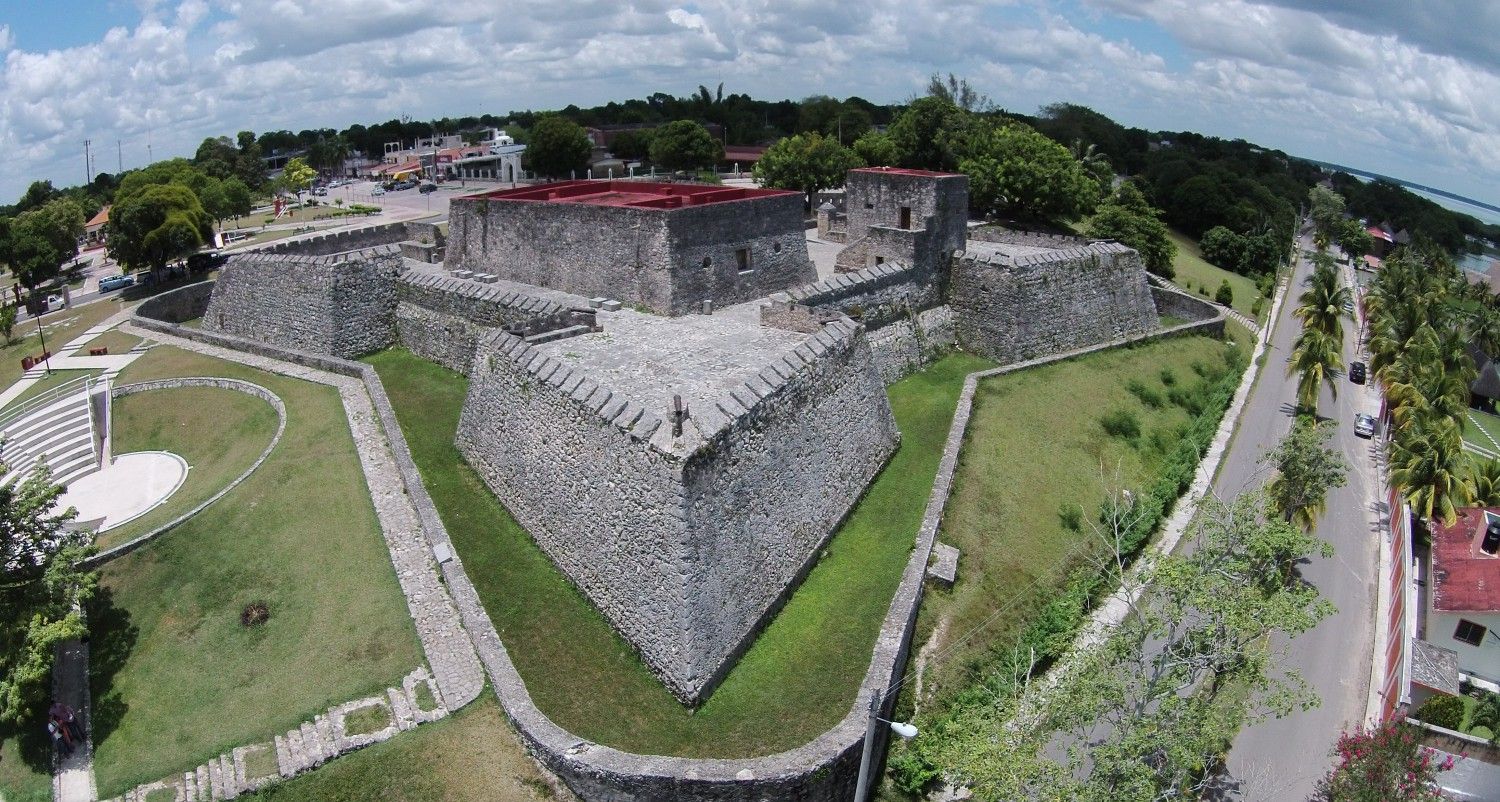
[1305,158,1500,218]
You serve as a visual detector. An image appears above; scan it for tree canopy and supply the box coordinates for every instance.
[648,120,723,172]
[961,121,1100,222]
[752,132,863,207]
[524,115,592,179]
[0,462,94,723]
[0,198,85,289]
[106,182,214,273]
[1087,182,1175,277]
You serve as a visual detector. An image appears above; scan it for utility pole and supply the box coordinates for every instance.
[117,139,123,173]
[83,139,92,184]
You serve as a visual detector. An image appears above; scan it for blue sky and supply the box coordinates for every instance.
[2,0,1498,209]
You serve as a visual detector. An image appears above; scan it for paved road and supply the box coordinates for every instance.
[1214,237,1384,800]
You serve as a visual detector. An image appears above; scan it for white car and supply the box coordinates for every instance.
[1354,413,1377,439]
[371,186,386,196]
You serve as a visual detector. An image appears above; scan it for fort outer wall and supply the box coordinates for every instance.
[948,241,1161,364]
[453,316,897,704]
[443,193,817,317]
[202,248,403,359]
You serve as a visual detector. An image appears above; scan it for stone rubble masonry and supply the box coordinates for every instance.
[102,667,448,802]
[1149,283,1227,339]
[842,169,968,276]
[454,315,897,703]
[967,225,1095,249]
[135,279,214,324]
[444,192,818,316]
[257,220,445,258]
[395,269,570,374]
[949,241,1161,364]
[203,248,403,359]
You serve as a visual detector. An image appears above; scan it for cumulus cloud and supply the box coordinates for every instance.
[3,0,1500,206]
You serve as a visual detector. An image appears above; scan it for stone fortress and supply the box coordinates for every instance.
[192,167,1203,706]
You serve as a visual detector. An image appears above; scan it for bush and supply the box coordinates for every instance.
[1414,694,1465,730]
[1100,409,1141,440]
[1472,691,1500,735]
[1215,279,1234,307]
[1159,368,1177,386]
[1059,503,1084,531]
[1126,379,1164,409]
[1251,297,1265,318]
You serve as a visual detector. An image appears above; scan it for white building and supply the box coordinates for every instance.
[1422,507,1500,693]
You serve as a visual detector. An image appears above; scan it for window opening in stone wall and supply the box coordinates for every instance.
[874,256,885,265]
[736,248,752,274]
[1456,618,1488,646]
[773,242,782,253]
[702,256,712,269]
[864,201,873,209]
[899,206,912,229]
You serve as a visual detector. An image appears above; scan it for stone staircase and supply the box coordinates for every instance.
[0,381,101,488]
[1148,274,1260,332]
[102,667,449,802]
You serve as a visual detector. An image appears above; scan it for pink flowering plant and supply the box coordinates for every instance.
[1313,718,1456,801]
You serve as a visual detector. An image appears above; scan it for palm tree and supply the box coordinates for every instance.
[1289,327,1343,414]
[1294,260,1352,343]
[1389,414,1473,526]
[1470,458,1500,506]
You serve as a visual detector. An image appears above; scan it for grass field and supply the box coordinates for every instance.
[913,334,1240,705]
[243,696,561,802]
[89,346,422,796]
[0,301,122,391]
[0,714,52,802]
[82,328,143,355]
[1166,229,1266,321]
[96,386,280,551]
[368,348,992,757]
[1465,410,1500,454]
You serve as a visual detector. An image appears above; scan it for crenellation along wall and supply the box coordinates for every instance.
[444,194,816,316]
[259,221,445,258]
[454,316,897,703]
[949,242,1160,364]
[202,248,403,359]
[394,271,570,374]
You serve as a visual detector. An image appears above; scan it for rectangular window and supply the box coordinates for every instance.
[735,248,752,274]
[1456,619,1488,646]
[899,206,912,229]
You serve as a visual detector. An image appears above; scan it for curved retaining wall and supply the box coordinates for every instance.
[80,377,286,568]
[135,280,215,324]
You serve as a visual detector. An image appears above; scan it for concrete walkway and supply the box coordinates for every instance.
[52,639,95,802]
[0,308,143,409]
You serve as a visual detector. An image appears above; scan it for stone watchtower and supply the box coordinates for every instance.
[835,167,968,276]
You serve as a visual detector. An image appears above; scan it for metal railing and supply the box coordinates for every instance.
[0,374,101,433]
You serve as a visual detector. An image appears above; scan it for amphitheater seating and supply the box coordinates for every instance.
[0,383,101,489]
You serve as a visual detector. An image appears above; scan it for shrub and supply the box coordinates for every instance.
[1059,503,1084,531]
[1315,720,1453,801]
[1215,279,1234,307]
[1126,379,1164,409]
[1472,691,1500,736]
[1251,297,1265,318]
[1414,694,1465,730]
[1159,368,1177,386]
[1100,409,1141,440]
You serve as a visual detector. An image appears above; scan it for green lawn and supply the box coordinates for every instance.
[1465,410,1500,454]
[367,348,992,757]
[1166,229,1265,321]
[915,334,1240,705]
[244,695,557,802]
[82,328,143,355]
[89,346,423,796]
[0,712,52,802]
[96,386,279,551]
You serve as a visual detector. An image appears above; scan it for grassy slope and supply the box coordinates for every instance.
[1167,229,1264,321]
[367,348,992,757]
[243,696,560,802]
[0,714,51,802]
[916,335,1237,703]
[97,387,279,550]
[89,346,422,796]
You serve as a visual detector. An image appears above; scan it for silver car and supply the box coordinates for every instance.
[1354,413,1376,438]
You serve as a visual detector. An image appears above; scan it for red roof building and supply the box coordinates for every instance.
[1424,508,1500,686]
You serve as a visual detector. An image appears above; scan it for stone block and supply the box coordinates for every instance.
[928,542,959,588]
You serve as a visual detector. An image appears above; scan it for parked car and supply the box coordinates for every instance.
[187,250,228,272]
[1354,412,1377,438]
[98,274,135,292]
[313,186,328,196]
[371,186,386,196]
[1348,360,1367,384]
[419,182,437,194]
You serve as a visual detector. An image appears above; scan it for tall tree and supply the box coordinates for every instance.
[0,462,94,723]
[1087,182,1176,278]
[1289,326,1344,414]
[753,132,863,208]
[1308,185,1346,248]
[106,183,214,276]
[1264,418,1348,530]
[1389,413,1472,526]
[961,121,1101,223]
[524,115,592,179]
[648,120,723,173]
[1294,256,1352,344]
[888,96,971,172]
[852,131,899,167]
[2,198,85,290]
[925,72,992,113]
[277,157,316,203]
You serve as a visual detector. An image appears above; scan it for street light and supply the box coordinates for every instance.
[852,687,918,801]
[33,302,51,376]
